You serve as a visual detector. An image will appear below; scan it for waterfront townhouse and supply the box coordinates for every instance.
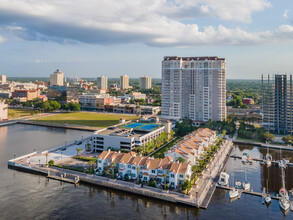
[164,128,218,165]
[96,150,192,188]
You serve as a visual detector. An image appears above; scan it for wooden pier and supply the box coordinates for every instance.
[47,171,80,184]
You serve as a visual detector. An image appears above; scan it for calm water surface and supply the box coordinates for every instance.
[0,124,292,219]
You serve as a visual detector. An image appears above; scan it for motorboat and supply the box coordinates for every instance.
[279,197,290,211]
[229,187,239,199]
[218,172,229,186]
[235,180,242,188]
[242,152,249,163]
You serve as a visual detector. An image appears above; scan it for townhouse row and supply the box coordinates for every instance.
[96,150,192,189]
[164,128,218,165]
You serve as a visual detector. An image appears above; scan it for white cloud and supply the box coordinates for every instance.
[283,10,289,19]
[0,0,290,47]
[0,35,6,43]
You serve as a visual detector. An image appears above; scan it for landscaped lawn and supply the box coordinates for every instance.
[8,109,35,119]
[151,137,180,158]
[31,112,139,127]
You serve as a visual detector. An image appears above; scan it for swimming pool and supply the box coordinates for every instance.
[140,124,159,130]
[124,123,144,128]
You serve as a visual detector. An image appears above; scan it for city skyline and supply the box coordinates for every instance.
[0,0,292,79]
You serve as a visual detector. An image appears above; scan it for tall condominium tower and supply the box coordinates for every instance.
[262,74,293,134]
[120,75,129,89]
[50,69,64,86]
[0,74,6,83]
[97,76,108,90]
[161,56,226,123]
[139,76,152,89]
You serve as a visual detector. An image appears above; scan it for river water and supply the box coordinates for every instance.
[0,124,292,219]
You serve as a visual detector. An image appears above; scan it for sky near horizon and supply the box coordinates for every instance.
[0,0,293,79]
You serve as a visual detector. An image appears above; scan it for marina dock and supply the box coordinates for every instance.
[230,155,293,167]
[216,184,282,201]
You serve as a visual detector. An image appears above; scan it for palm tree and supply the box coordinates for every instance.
[136,166,140,182]
[163,173,167,189]
[110,162,115,178]
[89,160,94,173]
[76,148,82,156]
[45,152,49,166]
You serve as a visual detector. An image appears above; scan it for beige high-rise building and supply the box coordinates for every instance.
[139,76,152,89]
[0,75,7,84]
[97,76,108,90]
[50,69,64,86]
[120,75,129,89]
[161,56,226,123]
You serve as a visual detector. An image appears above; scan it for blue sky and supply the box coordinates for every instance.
[0,0,293,79]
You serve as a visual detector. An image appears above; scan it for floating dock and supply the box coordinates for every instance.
[216,184,282,200]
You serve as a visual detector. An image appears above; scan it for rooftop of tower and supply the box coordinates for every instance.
[163,56,225,61]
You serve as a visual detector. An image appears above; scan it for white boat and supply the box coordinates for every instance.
[279,160,286,169]
[264,195,271,204]
[235,180,242,188]
[218,172,229,186]
[242,152,249,163]
[229,187,239,199]
[264,179,271,205]
[242,165,250,191]
[279,149,286,168]
[279,187,289,200]
[279,168,290,211]
[265,147,272,167]
[279,197,290,211]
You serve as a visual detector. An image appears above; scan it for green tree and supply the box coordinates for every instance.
[263,132,275,142]
[76,148,82,156]
[48,160,54,166]
[178,157,186,163]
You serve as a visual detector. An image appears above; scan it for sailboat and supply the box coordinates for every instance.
[242,164,250,191]
[264,179,271,204]
[279,168,290,211]
[278,149,286,169]
[229,159,239,199]
[264,146,272,167]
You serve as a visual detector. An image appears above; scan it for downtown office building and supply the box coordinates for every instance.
[262,74,293,134]
[161,56,226,124]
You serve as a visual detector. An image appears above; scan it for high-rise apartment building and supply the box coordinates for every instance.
[161,56,226,123]
[50,69,64,86]
[139,76,152,89]
[262,74,293,134]
[0,75,6,84]
[97,76,108,90]
[120,75,129,89]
